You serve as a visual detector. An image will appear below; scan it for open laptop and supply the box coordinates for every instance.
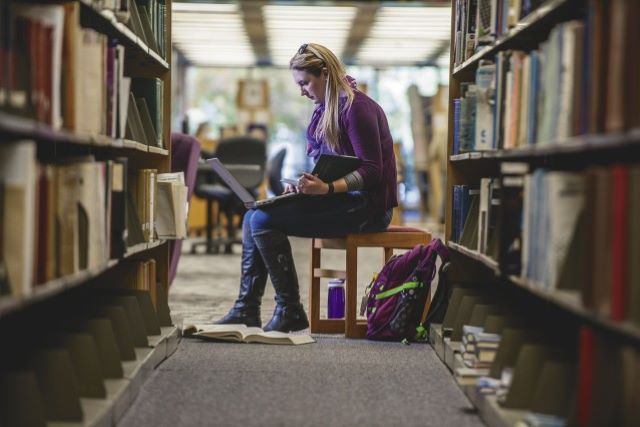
[206,158,301,208]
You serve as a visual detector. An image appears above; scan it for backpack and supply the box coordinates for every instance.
[363,238,449,341]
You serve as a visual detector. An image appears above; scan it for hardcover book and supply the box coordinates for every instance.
[183,324,316,346]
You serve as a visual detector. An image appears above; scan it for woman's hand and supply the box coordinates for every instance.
[283,183,299,194]
[297,172,328,195]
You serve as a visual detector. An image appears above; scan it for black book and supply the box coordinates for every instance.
[311,154,362,182]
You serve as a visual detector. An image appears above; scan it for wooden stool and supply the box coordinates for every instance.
[309,226,432,338]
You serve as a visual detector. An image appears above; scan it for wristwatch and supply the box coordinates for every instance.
[327,182,335,194]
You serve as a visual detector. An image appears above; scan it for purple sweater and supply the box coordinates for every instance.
[306,88,398,219]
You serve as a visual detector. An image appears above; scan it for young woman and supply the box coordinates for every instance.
[216,43,398,332]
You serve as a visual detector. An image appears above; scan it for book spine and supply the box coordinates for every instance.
[611,164,628,321]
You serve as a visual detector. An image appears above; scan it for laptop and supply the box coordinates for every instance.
[206,154,362,209]
[206,158,301,208]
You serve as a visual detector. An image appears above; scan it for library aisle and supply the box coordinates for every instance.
[118,235,483,427]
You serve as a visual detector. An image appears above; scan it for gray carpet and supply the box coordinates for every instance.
[119,227,483,426]
[119,336,482,427]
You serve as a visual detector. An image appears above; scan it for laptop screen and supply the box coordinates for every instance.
[205,158,256,204]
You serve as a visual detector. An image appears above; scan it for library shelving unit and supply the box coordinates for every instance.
[0,1,178,426]
[434,0,640,426]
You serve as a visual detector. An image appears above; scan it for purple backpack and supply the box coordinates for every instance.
[364,238,449,341]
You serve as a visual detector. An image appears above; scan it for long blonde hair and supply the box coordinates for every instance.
[290,43,354,150]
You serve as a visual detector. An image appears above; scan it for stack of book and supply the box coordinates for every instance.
[462,324,501,369]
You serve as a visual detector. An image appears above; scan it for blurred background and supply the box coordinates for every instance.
[170,0,451,240]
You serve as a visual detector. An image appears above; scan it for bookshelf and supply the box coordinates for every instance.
[441,0,640,426]
[0,0,179,425]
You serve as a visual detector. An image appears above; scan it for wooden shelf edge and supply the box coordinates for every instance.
[449,132,640,164]
[148,146,169,156]
[507,275,640,343]
[124,239,166,258]
[452,0,573,76]
[121,139,148,152]
[0,112,159,154]
[147,49,170,71]
[447,242,500,274]
[0,260,118,319]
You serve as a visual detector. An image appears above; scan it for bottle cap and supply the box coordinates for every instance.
[327,278,345,287]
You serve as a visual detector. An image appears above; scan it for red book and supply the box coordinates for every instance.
[611,164,628,321]
[577,326,594,427]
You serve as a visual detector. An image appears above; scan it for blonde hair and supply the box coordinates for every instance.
[290,43,354,150]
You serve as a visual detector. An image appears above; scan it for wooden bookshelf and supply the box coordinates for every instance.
[0,0,175,425]
[443,0,640,426]
[452,0,576,77]
[77,0,169,74]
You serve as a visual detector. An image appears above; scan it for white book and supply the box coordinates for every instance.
[503,69,514,149]
[475,62,496,150]
[0,142,37,297]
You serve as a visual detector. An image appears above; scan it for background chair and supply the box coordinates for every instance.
[192,136,266,254]
[267,147,287,196]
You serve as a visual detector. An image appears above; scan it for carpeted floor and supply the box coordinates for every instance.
[119,336,482,427]
[118,226,484,426]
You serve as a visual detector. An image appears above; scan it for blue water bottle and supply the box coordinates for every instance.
[327,278,345,319]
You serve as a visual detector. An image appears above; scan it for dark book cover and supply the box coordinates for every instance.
[499,164,527,275]
[310,154,361,183]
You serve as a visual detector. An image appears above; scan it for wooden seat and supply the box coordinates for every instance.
[309,225,432,338]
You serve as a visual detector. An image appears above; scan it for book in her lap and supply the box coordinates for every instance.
[183,324,315,345]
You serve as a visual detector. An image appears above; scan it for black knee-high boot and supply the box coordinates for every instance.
[252,230,309,332]
[215,223,267,327]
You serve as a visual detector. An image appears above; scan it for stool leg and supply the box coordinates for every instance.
[384,247,393,262]
[205,199,213,253]
[309,240,321,332]
[345,242,359,338]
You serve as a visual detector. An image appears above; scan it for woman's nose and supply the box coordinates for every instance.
[300,88,308,96]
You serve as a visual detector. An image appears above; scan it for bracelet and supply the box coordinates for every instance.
[327,182,334,194]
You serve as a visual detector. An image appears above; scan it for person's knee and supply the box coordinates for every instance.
[249,209,272,234]
[243,209,256,229]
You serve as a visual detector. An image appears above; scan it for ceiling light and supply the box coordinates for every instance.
[356,5,451,66]
[172,2,237,13]
[264,4,357,66]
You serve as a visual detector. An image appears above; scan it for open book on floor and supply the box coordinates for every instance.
[183,324,316,346]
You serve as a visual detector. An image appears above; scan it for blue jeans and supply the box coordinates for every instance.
[245,192,391,239]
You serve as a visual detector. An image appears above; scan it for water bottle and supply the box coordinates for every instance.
[327,278,345,319]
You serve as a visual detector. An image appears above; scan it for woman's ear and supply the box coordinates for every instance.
[322,67,328,78]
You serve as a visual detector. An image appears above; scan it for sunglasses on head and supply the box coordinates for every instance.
[298,43,308,55]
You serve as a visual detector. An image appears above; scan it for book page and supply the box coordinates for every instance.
[245,331,315,346]
[185,324,315,345]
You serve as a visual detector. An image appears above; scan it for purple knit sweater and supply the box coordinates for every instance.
[306,86,398,219]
